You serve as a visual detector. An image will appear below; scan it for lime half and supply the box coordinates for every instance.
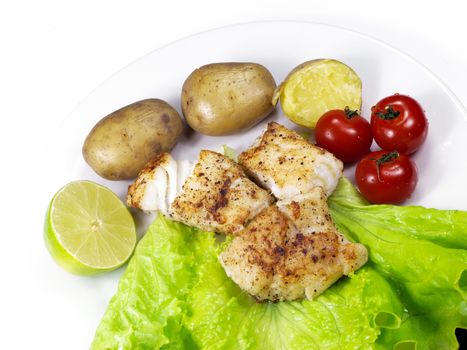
[44,181,137,275]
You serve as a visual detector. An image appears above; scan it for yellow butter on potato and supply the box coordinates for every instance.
[273,59,362,128]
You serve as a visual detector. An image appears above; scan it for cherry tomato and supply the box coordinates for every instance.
[355,151,418,204]
[371,94,428,154]
[315,107,373,163]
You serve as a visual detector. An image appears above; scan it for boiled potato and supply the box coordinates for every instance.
[83,99,183,180]
[273,59,362,128]
[181,62,276,136]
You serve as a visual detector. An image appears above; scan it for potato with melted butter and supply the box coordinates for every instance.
[273,59,362,128]
[83,99,183,180]
[181,62,276,136]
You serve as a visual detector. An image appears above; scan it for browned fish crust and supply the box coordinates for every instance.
[220,188,368,301]
[238,122,343,199]
[169,150,274,234]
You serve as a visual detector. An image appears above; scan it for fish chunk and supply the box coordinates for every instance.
[127,153,193,214]
[169,150,274,235]
[277,188,336,236]
[219,187,368,301]
[238,122,343,199]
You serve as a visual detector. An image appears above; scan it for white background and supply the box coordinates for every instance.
[1,0,466,348]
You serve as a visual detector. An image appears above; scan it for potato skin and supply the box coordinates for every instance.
[83,99,183,180]
[182,63,276,136]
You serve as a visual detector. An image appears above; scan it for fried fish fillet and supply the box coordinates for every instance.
[126,153,193,214]
[219,187,368,301]
[238,122,343,199]
[169,150,274,235]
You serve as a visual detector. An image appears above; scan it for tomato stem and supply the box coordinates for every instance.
[370,151,399,182]
[344,106,359,119]
[377,106,400,120]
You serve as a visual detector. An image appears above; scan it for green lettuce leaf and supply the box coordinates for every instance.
[329,178,467,349]
[91,217,199,349]
[329,179,467,250]
[92,178,467,350]
[92,215,402,350]
[220,144,237,161]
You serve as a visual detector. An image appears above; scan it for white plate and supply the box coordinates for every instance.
[45,21,467,348]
